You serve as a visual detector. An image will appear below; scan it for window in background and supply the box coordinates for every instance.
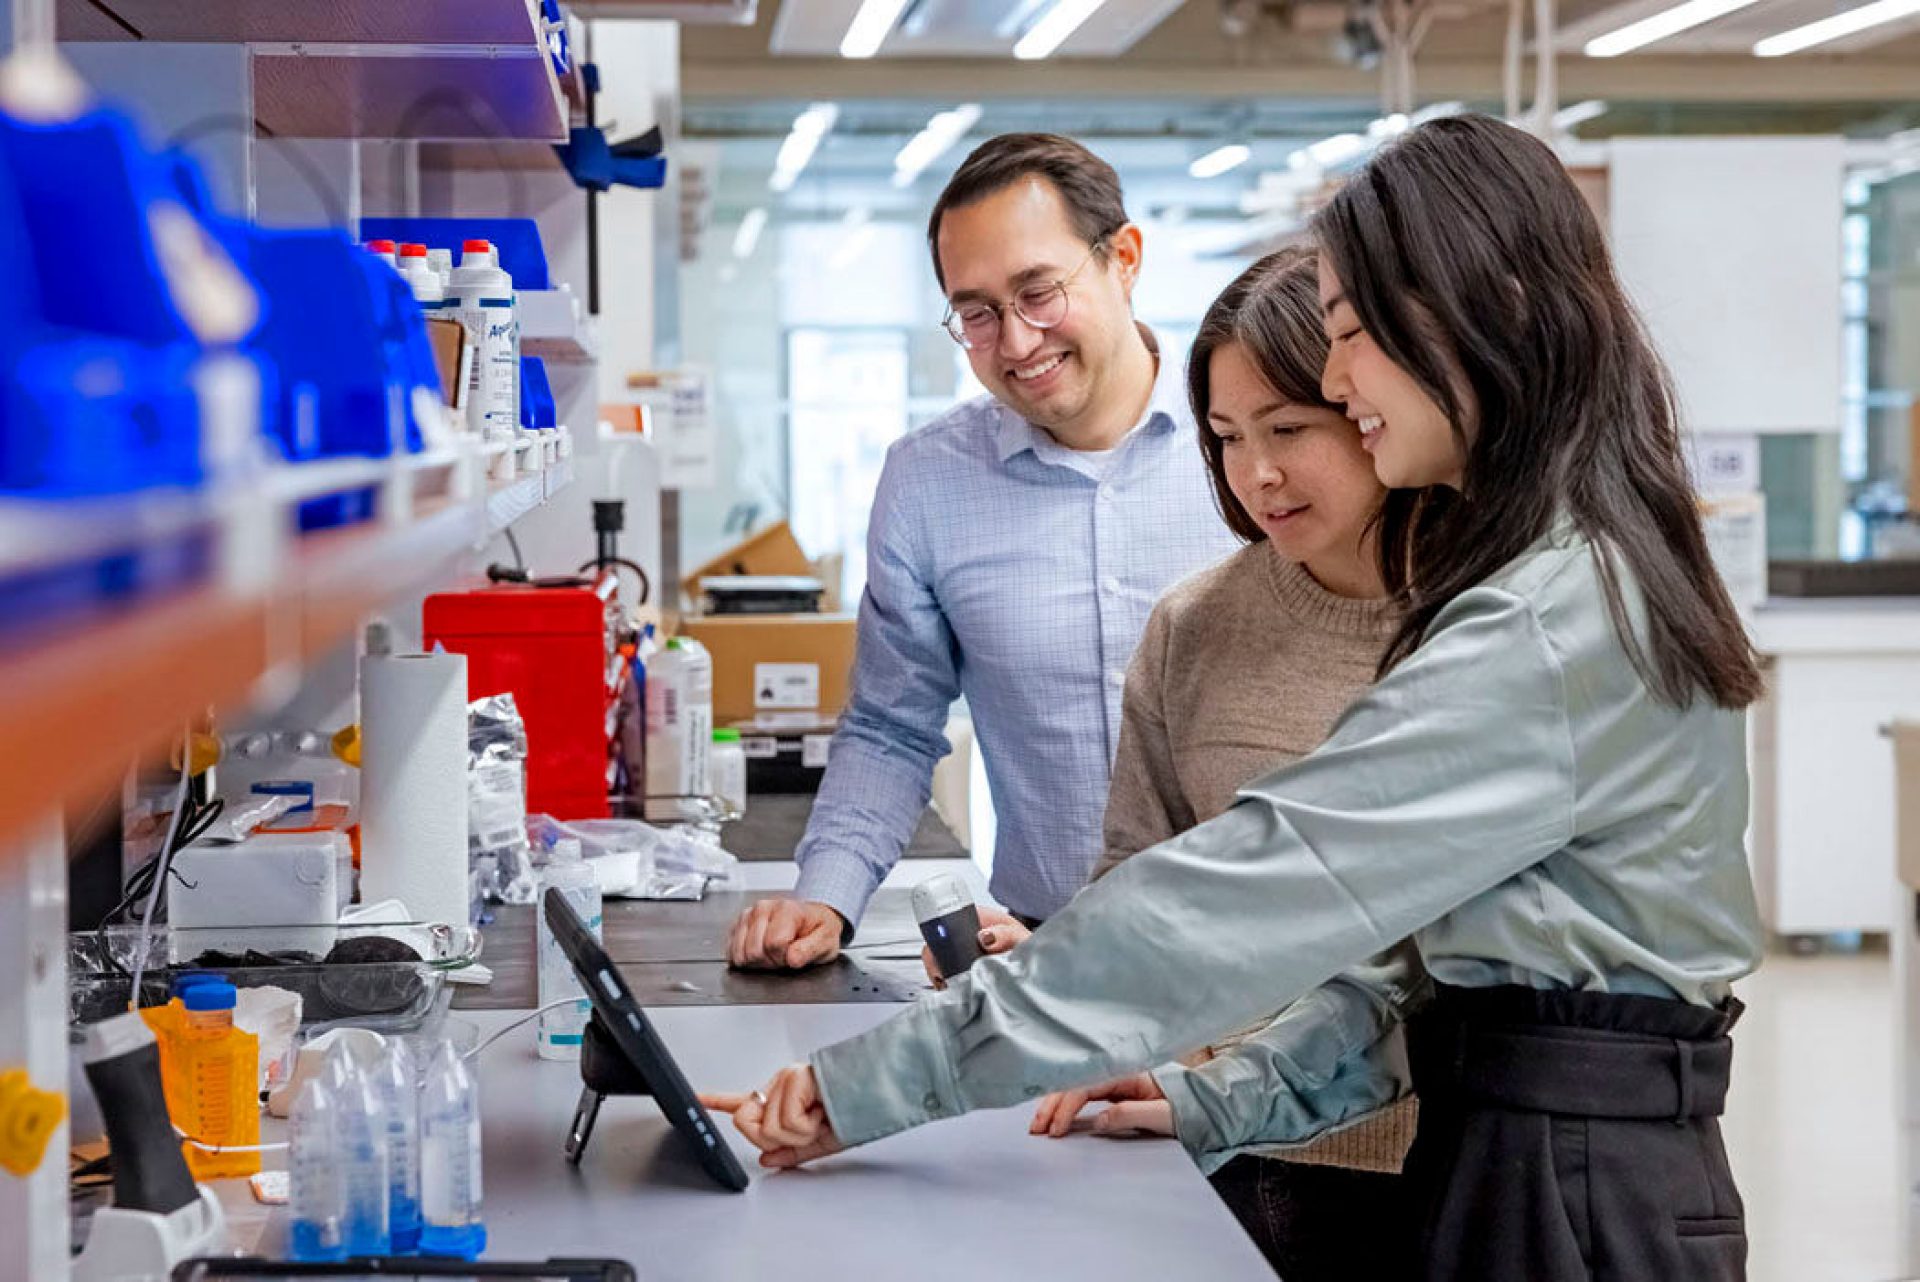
[787,327,911,606]
[1845,170,1920,559]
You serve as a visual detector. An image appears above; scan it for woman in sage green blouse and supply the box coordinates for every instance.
[704,114,1766,1282]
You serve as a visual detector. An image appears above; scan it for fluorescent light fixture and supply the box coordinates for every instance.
[1754,0,1920,54]
[769,103,838,193]
[840,0,911,58]
[893,104,983,188]
[1552,99,1610,130]
[1411,100,1466,123]
[1188,144,1252,180]
[1369,113,1410,139]
[732,207,768,259]
[828,209,876,271]
[1306,132,1368,167]
[1013,0,1107,59]
[1583,0,1762,56]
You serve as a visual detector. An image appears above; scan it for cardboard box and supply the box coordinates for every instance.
[678,613,857,723]
[682,521,815,604]
[425,316,467,410]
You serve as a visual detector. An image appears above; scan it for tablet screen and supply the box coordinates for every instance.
[542,888,751,1192]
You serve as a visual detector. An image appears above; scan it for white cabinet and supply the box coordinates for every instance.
[1749,601,1920,937]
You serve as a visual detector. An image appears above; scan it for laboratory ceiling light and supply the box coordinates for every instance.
[1553,99,1610,130]
[769,103,838,194]
[1013,0,1108,59]
[732,207,768,259]
[1303,132,1367,168]
[841,0,912,58]
[1189,144,1252,180]
[1583,0,1762,56]
[829,208,877,271]
[1754,0,1920,54]
[894,104,984,188]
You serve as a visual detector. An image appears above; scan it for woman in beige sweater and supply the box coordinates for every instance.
[982,247,1418,1280]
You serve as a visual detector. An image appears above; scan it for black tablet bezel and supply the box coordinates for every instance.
[542,888,751,1192]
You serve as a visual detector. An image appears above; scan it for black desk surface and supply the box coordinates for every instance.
[459,887,933,1010]
[460,795,962,1009]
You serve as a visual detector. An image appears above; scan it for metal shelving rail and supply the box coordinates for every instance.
[53,0,570,141]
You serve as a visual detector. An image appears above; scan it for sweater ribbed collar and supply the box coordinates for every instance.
[1261,544,1400,641]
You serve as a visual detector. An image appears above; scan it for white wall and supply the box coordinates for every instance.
[592,19,681,394]
[1610,137,1845,436]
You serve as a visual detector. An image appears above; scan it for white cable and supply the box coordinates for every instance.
[464,997,583,1061]
[127,740,193,1011]
[173,1124,290,1154]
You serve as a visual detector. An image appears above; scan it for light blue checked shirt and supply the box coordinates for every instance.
[794,330,1241,927]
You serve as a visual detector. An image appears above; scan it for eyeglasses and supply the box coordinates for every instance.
[941,240,1104,350]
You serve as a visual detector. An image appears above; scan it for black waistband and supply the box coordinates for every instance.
[1407,984,1742,1123]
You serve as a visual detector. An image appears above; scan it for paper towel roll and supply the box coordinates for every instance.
[359,652,470,929]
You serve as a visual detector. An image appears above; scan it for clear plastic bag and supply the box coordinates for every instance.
[468,694,537,905]
[527,814,738,901]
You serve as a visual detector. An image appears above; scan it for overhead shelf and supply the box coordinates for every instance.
[0,436,573,848]
[58,0,548,47]
[57,0,570,142]
[518,288,598,365]
[252,47,568,141]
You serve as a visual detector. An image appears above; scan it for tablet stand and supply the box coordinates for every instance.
[564,1010,654,1164]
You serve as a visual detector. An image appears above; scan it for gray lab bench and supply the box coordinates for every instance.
[221,1004,1275,1280]
[214,843,1277,1279]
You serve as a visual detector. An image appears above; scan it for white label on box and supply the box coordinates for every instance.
[802,735,833,769]
[741,736,778,760]
[755,662,821,710]
[1689,433,1761,495]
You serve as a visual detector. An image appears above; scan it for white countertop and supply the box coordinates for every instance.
[1748,597,1920,655]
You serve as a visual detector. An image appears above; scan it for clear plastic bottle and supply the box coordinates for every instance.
[322,1045,391,1256]
[449,238,519,439]
[288,1075,346,1263]
[711,728,747,818]
[644,637,713,824]
[418,1040,487,1260]
[536,838,602,1061]
[361,1038,423,1253]
[426,247,453,291]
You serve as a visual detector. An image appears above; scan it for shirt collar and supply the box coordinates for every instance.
[994,322,1185,464]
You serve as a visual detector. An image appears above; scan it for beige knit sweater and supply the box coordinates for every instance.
[1094,540,1419,1175]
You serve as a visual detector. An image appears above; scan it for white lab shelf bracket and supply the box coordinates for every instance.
[0,814,73,1282]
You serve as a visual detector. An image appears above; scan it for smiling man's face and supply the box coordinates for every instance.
[936,176,1141,441]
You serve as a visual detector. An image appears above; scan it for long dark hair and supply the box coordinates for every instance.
[1313,114,1762,709]
[1187,248,1341,544]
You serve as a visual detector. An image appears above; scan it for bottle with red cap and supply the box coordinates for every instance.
[449,238,519,439]
[397,243,450,316]
[364,239,399,272]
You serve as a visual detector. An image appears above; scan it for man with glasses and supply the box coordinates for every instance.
[728,133,1238,969]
